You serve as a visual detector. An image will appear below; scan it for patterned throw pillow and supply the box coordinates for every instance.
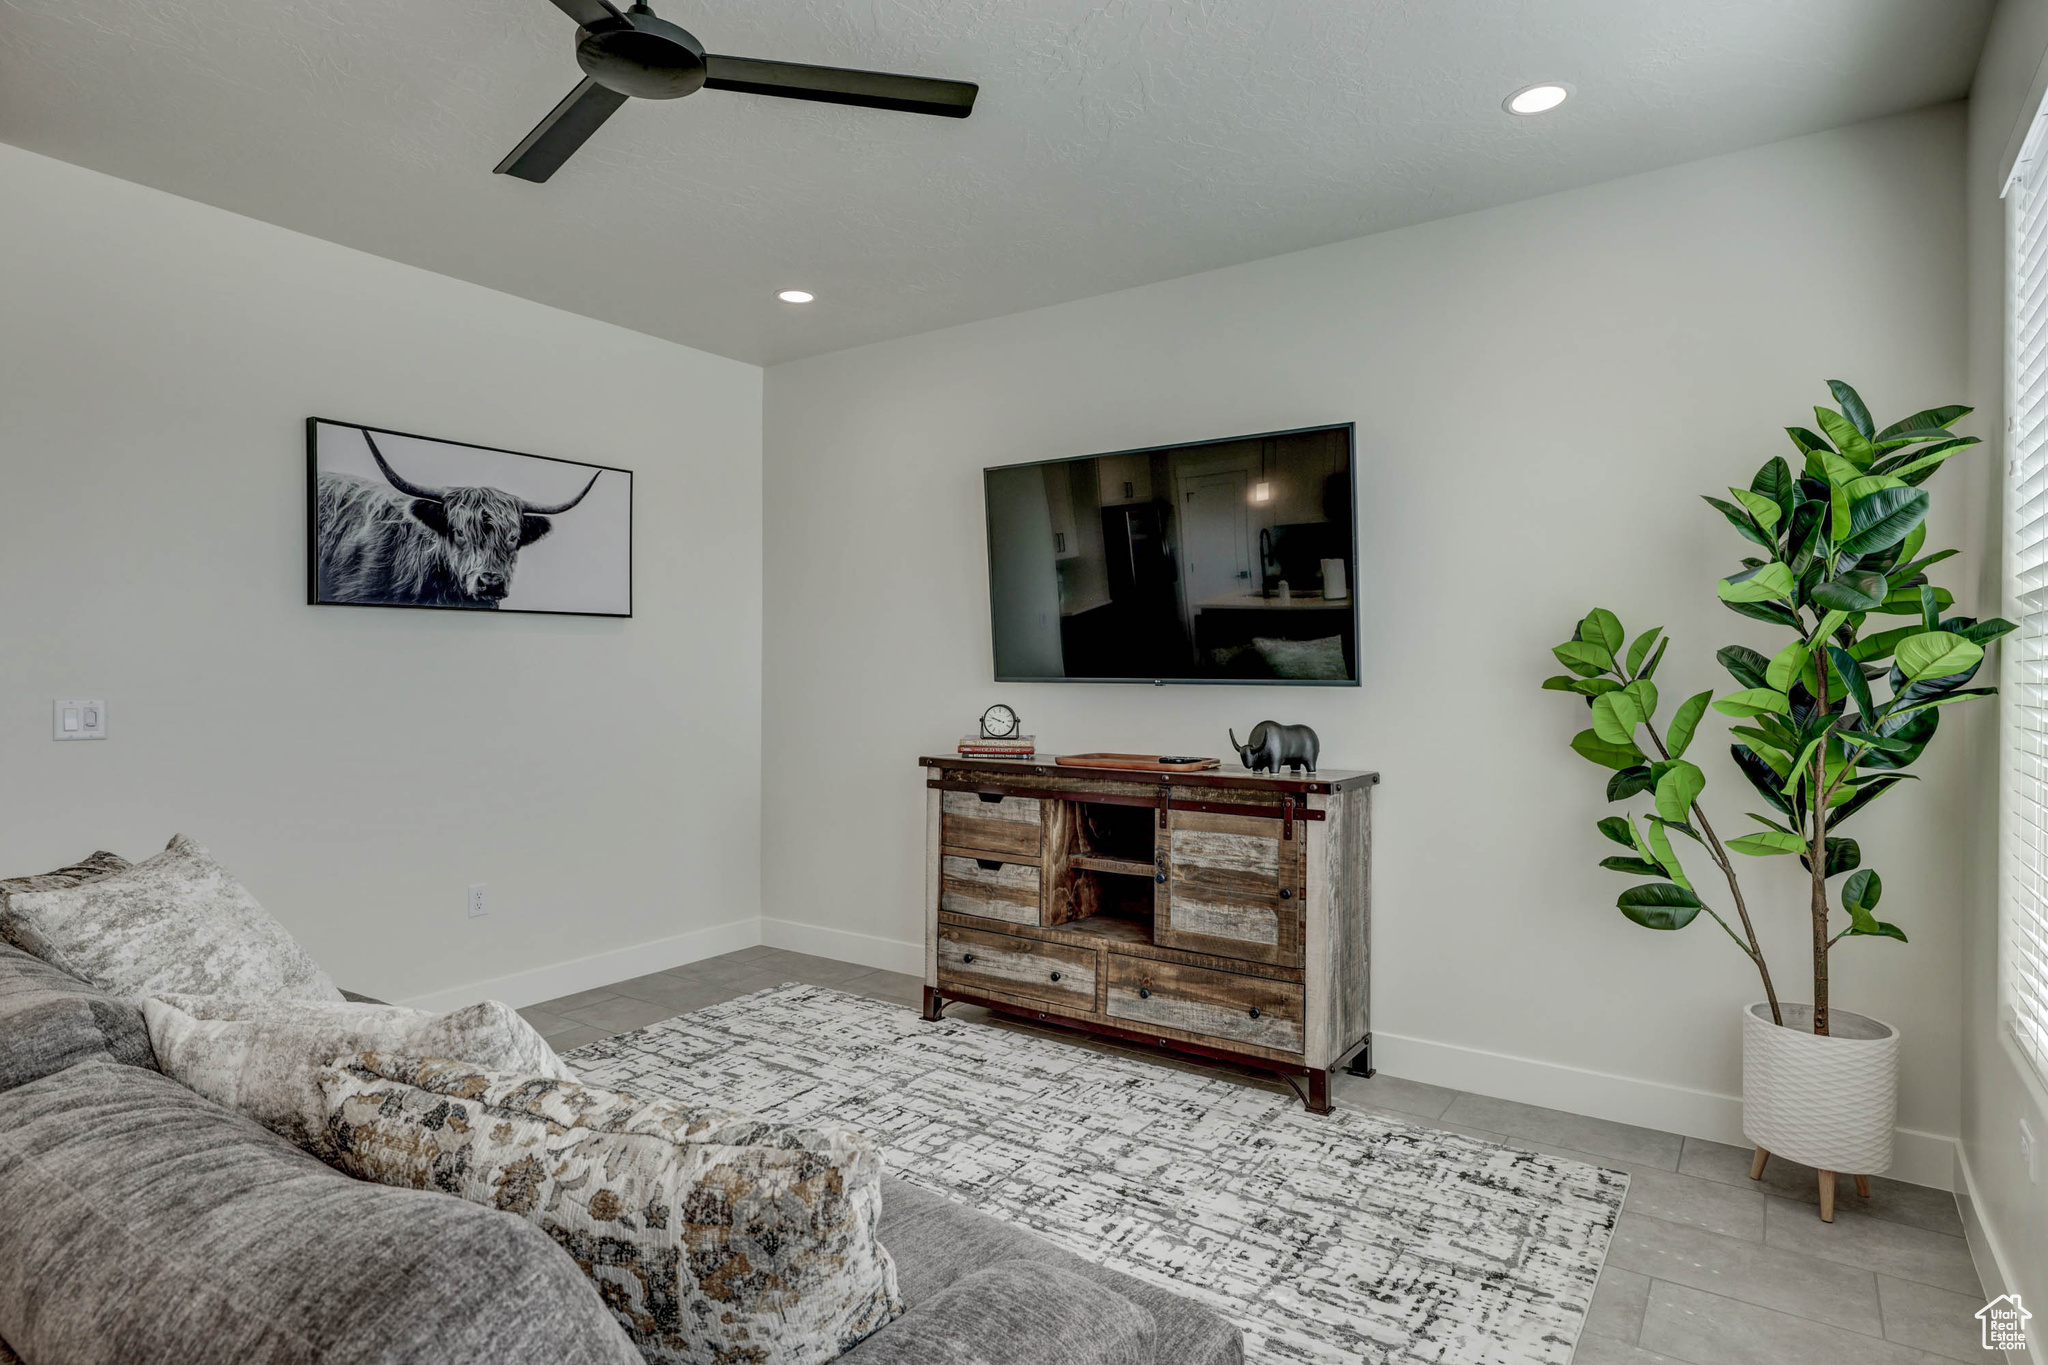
[141,994,573,1149]
[2,836,341,1002]
[0,852,130,952]
[320,1054,904,1365]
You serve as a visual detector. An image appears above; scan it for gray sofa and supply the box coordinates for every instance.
[0,941,1242,1365]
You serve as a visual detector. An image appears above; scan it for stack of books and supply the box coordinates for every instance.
[957,735,1036,759]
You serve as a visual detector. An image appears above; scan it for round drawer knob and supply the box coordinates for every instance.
[1155,871,1167,884]
[1248,1007,1262,1019]
[1138,987,1151,999]
[962,953,976,964]
[1049,971,1062,982]
[1279,888,1293,900]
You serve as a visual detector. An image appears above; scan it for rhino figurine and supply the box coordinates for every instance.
[1230,721,1320,774]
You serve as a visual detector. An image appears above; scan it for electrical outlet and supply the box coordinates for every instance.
[2023,1117,2039,1184]
[466,883,488,919]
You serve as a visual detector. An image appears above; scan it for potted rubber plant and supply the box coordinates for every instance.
[1541,381,2011,1220]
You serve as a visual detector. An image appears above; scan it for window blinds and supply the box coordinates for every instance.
[2006,108,2048,1088]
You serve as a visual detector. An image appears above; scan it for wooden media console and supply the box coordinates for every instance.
[920,754,1376,1112]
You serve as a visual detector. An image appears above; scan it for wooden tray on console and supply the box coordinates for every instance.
[1054,752,1221,772]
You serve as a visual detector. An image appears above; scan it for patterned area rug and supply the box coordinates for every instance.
[567,984,1626,1365]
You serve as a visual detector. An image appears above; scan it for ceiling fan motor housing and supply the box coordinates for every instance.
[577,9,706,100]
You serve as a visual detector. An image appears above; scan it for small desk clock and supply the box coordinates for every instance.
[979,703,1020,740]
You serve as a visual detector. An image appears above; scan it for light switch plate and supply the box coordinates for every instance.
[53,700,106,741]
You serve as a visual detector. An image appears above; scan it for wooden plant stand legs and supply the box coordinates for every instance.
[1749,1149,1870,1221]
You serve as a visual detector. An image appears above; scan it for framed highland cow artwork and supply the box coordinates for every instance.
[306,419,632,617]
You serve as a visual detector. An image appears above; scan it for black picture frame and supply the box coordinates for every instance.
[306,418,634,619]
[983,421,1359,686]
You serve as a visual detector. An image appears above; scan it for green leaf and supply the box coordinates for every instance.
[1572,678,1624,697]
[1641,636,1670,679]
[1746,811,1794,833]
[1731,744,1795,813]
[1816,406,1878,468]
[1553,640,1614,677]
[1765,639,1808,693]
[1920,585,1940,632]
[1829,481,1852,544]
[1622,679,1659,723]
[1845,912,1909,943]
[1600,856,1667,877]
[1841,487,1930,557]
[1713,688,1792,718]
[1786,425,1834,458]
[1806,835,1861,879]
[1818,450,1866,487]
[1888,548,1959,585]
[1717,645,1772,690]
[1957,618,2018,646]
[1733,487,1782,532]
[1543,675,1583,692]
[1607,766,1655,801]
[1842,868,1882,913]
[1848,624,1921,661]
[1844,473,1908,499]
[1596,816,1637,848]
[1810,571,1890,613]
[1625,627,1665,677]
[1616,883,1703,930]
[1828,646,1875,723]
[1827,380,1875,440]
[1874,584,1953,616]
[1666,691,1712,759]
[1886,438,1976,481]
[1706,496,1776,550]
[1728,830,1804,856]
[1874,404,1970,442]
[1654,759,1706,824]
[1752,457,1796,517]
[1590,691,1644,746]
[1580,609,1625,656]
[1642,818,1692,891]
[1894,632,1985,683]
[1719,561,1796,603]
[1730,726,1793,766]
[1573,729,1645,771]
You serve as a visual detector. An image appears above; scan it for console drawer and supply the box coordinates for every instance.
[936,924,1094,1007]
[938,855,1041,926]
[940,790,1042,860]
[1104,954,1303,1054]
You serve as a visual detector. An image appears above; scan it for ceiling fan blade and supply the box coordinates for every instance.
[546,0,628,30]
[494,77,631,182]
[702,56,976,118]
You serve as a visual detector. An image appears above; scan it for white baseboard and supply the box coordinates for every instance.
[760,918,922,976]
[397,916,763,1013]
[1375,1030,1959,1191]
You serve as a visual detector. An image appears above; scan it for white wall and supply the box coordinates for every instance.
[1960,0,2048,1317]
[0,142,765,1009]
[762,108,1974,1185]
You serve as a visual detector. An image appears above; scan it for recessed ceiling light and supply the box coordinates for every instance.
[1504,83,1571,116]
[777,289,815,304]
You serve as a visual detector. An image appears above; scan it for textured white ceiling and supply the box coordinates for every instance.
[0,0,1990,365]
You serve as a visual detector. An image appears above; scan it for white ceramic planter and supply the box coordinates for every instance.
[1741,1002,1900,1176]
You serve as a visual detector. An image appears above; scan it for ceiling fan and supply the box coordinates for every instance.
[496,0,980,183]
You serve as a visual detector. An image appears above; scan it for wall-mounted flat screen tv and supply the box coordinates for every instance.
[985,423,1357,685]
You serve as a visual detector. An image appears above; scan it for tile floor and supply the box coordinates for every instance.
[526,946,2001,1365]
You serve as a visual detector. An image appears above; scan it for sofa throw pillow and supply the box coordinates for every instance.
[142,995,572,1149]
[3,836,341,1003]
[0,851,129,952]
[321,1054,904,1365]
[0,942,157,1093]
